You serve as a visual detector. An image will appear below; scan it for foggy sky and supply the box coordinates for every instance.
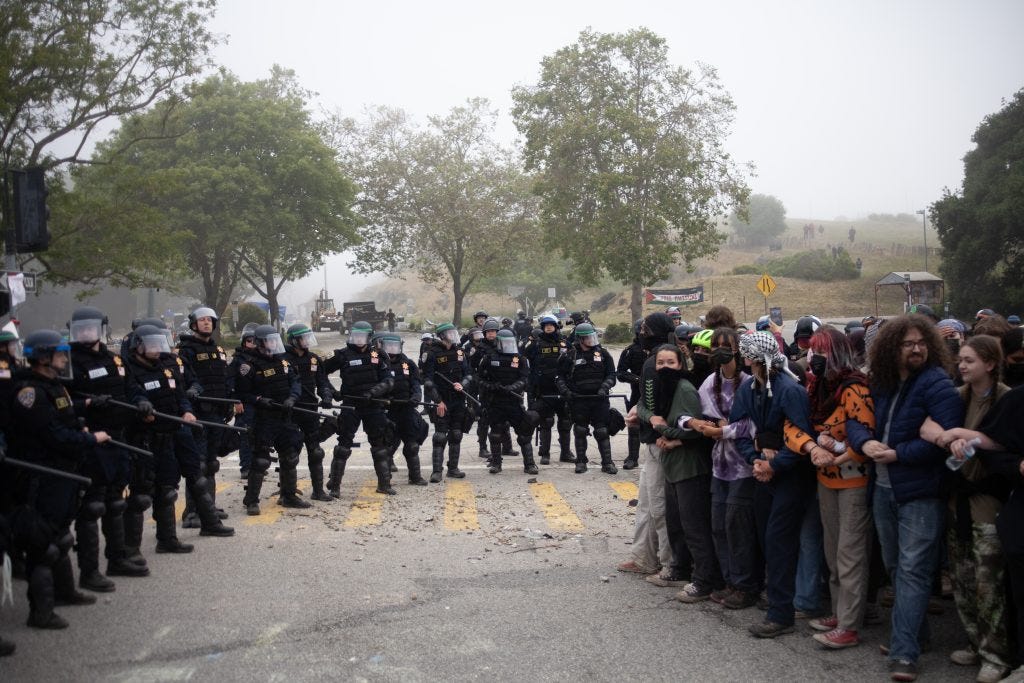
[204,0,1024,309]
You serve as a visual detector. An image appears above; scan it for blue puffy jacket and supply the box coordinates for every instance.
[847,365,963,503]
[730,371,813,472]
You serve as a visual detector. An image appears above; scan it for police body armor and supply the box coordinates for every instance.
[11,371,82,470]
[284,347,323,407]
[126,354,185,431]
[244,354,294,415]
[531,334,565,393]
[429,344,467,400]
[332,345,384,396]
[480,350,525,404]
[390,354,416,402]
[569,346,610,394]
[70,345,133,432]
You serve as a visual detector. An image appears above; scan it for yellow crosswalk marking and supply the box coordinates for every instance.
[608,481,638,501]
[529,481,583,531]
[215,481,232,494]
[444,480,480,531]
[344,479,383,527]
[244,493,282,526]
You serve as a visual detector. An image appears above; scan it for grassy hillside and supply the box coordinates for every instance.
[357,215,943,328]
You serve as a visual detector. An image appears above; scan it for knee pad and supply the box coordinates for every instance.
[191,475,210,492]
[206,458,220,475]
[493,421,509,433]
[106,498,127,516]
[42,543,60,566]
[80,500,106,521]
[127,494,152,513]
[370,447,390,463]
[543,416,555,430]
[252,457,272,474]
[432,431,448,447]
[56,531,74,554]
[402,442,419,459]
[332,446,352,461]
[449,429,463,444]
[517,433,532,447]
[157,487,178,506]
[594,427,609,441]
[280,449,300,469]
[573,424,590,438]
[308,446,325,463]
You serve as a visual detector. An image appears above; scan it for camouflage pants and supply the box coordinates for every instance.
[948,521,1011,669]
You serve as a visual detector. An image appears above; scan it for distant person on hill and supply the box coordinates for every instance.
[385,309,397,332]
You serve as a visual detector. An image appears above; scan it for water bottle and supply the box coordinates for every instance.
[946,437,982,471]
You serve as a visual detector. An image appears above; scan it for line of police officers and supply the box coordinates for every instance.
[0,306,623,654]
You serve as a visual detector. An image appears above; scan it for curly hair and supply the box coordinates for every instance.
[704,305,737,331]
[867,314,952,393]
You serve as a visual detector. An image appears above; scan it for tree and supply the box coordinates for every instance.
[730,193,787,246]
[334,99,539,324]
[475,239,583,317]
[74,69,359,321]
[931,89,1024,315]
[512,28,750,321]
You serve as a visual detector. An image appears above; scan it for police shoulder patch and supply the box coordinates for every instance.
[239,363,252,376]
[164,369,174,378]
[17,387,35,408]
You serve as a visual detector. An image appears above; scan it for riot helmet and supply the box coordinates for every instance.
[473,311,488,326]
[347,321,373,347]
[501,317,513,329]
[517,310,526,320]
[435,322,460,347]
[254,324,285,356]
[241,322,259,346]
[0,324,20,360]
[132,324,171,359]
[69,306,108,346]
[188,306,218,334]
[575,323,598,348]
[24,330,72,379]
[470,326,484,342]
[496,328,518,354]
[539,315,559,334]
[380,333,403,356]
[286,323,317,350]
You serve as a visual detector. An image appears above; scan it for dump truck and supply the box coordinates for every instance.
[341,301,387,332]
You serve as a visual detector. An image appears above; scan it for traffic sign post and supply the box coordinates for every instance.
[756,273,777,314]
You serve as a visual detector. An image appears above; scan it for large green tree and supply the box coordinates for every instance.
[73,69,359,322]
[511,28,750,321]
[932,89,1024,315]
[730,193,787,246]
[333,99,539,324]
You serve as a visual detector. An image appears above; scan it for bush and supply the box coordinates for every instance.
[234,302,268,330]
[731,249,860,282]
[601,322,633,344]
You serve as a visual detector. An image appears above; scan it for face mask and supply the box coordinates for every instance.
[1004,362,1024,387]
[945,338,961,356]
[691,354,710,373]
[809,354,827,378]
[656,367,685,386]
[711,348,734,366]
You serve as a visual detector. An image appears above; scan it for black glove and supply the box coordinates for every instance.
[320,396,333,409]
[186,387,201,402]
[597,386,609,397]
[90,394,112,408]
[137,400,154,417]
[556,382,571,398]
[333,389,344,402]
[257,397,275,409]
[367,381,390,399]
[282,397,296,410]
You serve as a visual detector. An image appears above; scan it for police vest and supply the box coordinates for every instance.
[178,336,228,399]
[244,354,294,403]
[431,344,466,384]
[532,335,565,377]
[285,347,322,405]
[128,354,183,428]
[388,354,415,401]
[568,346,610,393]
[70,345,131,430]
[12,373,81,467]
[334,346,383,394]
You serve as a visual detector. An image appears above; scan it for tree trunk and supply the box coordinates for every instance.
[451,274,463,327]
[629,282,644,323]
[264,257,279,328]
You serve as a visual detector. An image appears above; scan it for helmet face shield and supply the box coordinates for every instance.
[292,331,317,349]
[497,334,518,354]
[382,338,403,355]
[578,332,599,347]
[348,329,371,347]
[259,333,286,356]
[140,333,171,358]
[70,318,105,345]
[441,328,460,345]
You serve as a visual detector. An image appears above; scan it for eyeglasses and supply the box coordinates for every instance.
[901,340,927,350]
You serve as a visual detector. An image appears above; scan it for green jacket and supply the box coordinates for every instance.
[649,378,711,483]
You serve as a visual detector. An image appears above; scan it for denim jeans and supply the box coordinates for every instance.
[794,488,826,614]
[711,476,761,593]
[873,485,943,663]
[755,465,815,626]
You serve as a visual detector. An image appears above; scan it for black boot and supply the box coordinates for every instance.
[327,447,349,497]
[558,428,575,462]
[53,555,97,606]
[207,467,227,519]
[26,564,67,630]
[103,504,149,577]
[574,428,589,474]
[181,485,200,529]
[520,438,539,475]
[189,478,236,535]
[153,501,193,554]
[447,437,465,478]
[404,444,427,485]
[388,456,398,473]
[501,430,518,456]
[309,451,333,501]
[478,436,489,459]
[598,432,618,474]
[75,518,115,593]
[538,427,552,465]
[373,450,397,495]
[243,467,264,516]
[623,429,640,469]
[122,508,148,569]
[278,468,313,508]
[488,433,502,474]
[430,439,445,483]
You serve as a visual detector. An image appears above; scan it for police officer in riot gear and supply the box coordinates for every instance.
[284,323,336,501]
[616,319,647,470]
[323,321,396,495]
[421,322,471,482]
[471,318,515,459]
[9,330,107,628]
[126,325,234,549]
[477,329,539,475]
[513,311,533,346]
[228,323,259,478]
[177,306,232,528]
[234,325,306,513]
[378,334,429,486]
[68,306,149,591]
[556,322,618,475]
[525,314,574,465]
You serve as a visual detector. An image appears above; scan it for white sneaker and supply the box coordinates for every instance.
[1002,665,1024,683]
[951,647,979,666]
[976,662,1009,683]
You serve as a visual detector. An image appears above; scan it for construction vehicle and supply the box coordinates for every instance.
[342,301,387,332]
[311,288,343,332]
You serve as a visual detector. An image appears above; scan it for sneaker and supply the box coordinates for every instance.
[748,620,795,638]
[617,560,656,575]
[889,659,918,682]
[976,663,1010,683]
[809,615,839,632]
[676,582,714,604]
[950,647,979,666]
[710,587,734,604]
[645,572,690,588]
[813,628,859,649]
[723,590,759,610]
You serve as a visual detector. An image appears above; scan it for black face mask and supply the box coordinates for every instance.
[691,354,711,374]
[1004,362,1024,387]
[711,348,734,367]
[656,367,685,385]
[809,355,827,378]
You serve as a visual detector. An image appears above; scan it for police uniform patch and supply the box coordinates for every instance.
[401,362,409,375]
[263,368,276,377]
[16,387,35,408]
[511,357,520,368]
[457,350,464,361]
[113,355,125,376]
[370,351,379,365]
[593,352,601,361]
[197,353,209,361]
[55,396,70,409]
[164,369,173,378]
[239,363,251,376]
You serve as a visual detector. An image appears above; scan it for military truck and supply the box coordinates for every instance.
[341,301,387,332]
[311,289,343,332]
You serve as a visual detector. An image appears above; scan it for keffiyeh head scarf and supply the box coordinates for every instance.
[739,331,796,396]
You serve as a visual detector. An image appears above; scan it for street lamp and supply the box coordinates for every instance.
[916,209,928,272]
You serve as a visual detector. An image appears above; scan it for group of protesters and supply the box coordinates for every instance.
[616,303,1024,683]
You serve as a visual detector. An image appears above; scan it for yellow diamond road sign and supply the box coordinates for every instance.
[757,273,777,297]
